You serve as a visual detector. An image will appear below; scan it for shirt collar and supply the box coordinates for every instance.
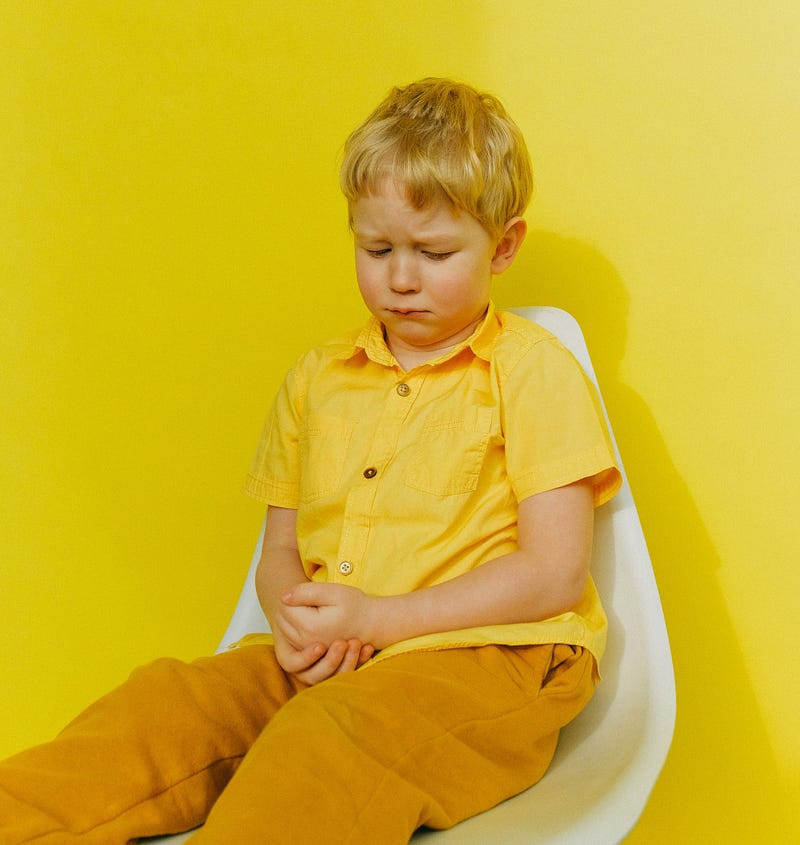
[348,301,501,369]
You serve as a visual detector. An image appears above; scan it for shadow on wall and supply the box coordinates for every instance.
[496,230,784,840]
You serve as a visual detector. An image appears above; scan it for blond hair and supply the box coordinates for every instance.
[340,78,533,238]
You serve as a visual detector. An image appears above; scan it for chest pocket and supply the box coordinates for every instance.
[405,406,495,496]
[299,413,355,503]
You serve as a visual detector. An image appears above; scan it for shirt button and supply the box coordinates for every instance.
[338,560,353,576]
[396,383,411,397]
[363,467,378,479]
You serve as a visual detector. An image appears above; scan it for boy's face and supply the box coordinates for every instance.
[351,180,507,368]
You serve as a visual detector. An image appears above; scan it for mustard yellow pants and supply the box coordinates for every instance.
[0,642,596,845]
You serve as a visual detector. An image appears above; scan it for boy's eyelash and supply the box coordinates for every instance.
[362,248,454,260]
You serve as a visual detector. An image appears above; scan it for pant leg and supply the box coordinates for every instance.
[0,645,299,845]
[189,643,596,845]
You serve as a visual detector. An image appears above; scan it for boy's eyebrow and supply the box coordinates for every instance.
[353,227,460,244]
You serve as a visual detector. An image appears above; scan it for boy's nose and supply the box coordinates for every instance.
[388,256,420,293]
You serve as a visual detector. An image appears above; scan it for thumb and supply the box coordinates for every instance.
[282,581,330,607]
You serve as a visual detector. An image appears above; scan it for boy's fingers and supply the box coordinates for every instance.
[278,641,325,674]
[292,638,373,685]
[294,640,347,685]
[282,582,337,607]
[298,638,367,685]
[334,640,363,675]
[282,582,314,605]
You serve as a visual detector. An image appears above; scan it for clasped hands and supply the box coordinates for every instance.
[271,582,382,686]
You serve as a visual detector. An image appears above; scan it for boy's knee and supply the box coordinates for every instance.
[126,655,190,690]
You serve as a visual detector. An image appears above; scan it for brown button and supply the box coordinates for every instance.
[396,383,411,397]
[363,467,378,479]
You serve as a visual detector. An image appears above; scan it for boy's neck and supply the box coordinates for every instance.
[383,314,487,371]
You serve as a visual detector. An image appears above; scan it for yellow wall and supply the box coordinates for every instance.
[2,2,797,841]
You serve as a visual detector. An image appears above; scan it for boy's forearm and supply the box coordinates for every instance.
[256,546,308,626]
[254,507,309,627]
[369,549,586,649]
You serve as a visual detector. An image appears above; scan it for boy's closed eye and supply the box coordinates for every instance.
[362,247,455,261]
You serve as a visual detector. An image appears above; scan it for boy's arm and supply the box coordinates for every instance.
[255,506,372,684]
[281,479,594,650]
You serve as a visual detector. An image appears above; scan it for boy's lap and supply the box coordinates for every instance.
[287,643,592,727]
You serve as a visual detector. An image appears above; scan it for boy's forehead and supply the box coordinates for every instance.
[351,182,464,230]
[367,172,458,207]
[352,214,467,246]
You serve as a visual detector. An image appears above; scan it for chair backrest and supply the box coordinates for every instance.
[216,306,676,845]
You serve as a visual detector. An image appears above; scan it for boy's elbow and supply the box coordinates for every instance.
[512,549,591,621]
[561,567,590,614]
[531,567,589,621]
[558,576,588,616]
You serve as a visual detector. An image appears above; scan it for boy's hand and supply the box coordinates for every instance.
[279,582,381,649]
[271,582,375,685]
[257,508,375,685]
[272,634,373,687]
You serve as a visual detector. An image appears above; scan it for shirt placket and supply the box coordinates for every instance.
[332,371,426,585]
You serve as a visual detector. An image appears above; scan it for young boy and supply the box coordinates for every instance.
[0,78,620,844]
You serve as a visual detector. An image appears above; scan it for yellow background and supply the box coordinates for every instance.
[2,2,798,841]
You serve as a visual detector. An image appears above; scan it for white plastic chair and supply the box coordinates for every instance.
[149,306,675,845]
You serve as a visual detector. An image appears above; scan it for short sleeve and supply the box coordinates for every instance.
[244,361,304,508]
[502,336,621,507]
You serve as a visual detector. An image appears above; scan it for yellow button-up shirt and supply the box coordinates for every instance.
[245,304,620,664]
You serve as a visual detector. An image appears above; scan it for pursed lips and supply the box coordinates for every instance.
[388,308,429,316]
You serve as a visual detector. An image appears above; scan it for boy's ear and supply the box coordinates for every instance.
[490,217,527,274]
